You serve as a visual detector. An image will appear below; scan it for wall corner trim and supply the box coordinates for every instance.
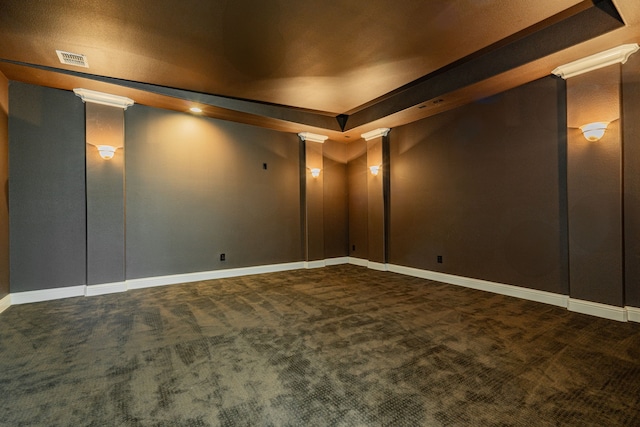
[347,257,369,267]
[127,262,306,290]
[304,260,326,269]
[11,285,85,305]
[0,294,11,314]
[568,299,628,322]
[325,257,349,266]
[367,261,388,271]
[85,281,128,297]
[627,306,640,323]
[387,263,569,308]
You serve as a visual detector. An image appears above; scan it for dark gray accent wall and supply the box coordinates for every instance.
[623,54,640,307]
[367,136,385,264]
[0,71,8,298]
[566,65,623,307]
[348,140,368,260]
[124,105,302,279]
[389,76,568,294]
[8,82,86,292]
[323,140,348,259]
[86,103,125,285]
[304,140,324,262]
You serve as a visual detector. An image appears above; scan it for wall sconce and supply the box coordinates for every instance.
[579,122,609,141]
[369,165,381,176]
[309,168,321,178]
[96,145,119,160]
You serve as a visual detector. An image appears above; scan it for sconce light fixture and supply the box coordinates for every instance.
[579,122,609,141]
[96,145,118,160]
[369,165,381,176]
[309,168,321,178]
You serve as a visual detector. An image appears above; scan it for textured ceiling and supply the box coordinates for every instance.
[1,0,639,140]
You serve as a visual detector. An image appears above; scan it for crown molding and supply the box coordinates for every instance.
[552,43,639,79]
[73,88,135,109]
[298,132,328,143]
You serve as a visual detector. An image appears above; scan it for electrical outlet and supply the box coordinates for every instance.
[352,245,356,251]
[220,253,226,261]
[437,255,443,263]
[263,163,268,170]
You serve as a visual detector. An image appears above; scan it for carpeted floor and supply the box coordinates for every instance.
[0,265,639,426]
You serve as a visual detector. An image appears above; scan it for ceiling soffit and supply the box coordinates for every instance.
[0,0,628,138]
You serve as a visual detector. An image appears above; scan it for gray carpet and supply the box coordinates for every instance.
[0,265,639,426]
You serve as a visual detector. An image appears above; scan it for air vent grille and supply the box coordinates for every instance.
[56,50,89,68]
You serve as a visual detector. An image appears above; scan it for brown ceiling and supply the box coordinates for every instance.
[1,0,639,141]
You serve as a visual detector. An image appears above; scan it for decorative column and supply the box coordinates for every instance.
[553,44,638,321]
[361,128,390,270]
[74,89,133,295]
[299,132,328,268]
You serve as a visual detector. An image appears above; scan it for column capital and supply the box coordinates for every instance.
[74,88,134,110]
[361,128,390,141]
[298,132,328,143]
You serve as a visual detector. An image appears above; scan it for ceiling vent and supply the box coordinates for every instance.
[56,50,89,68]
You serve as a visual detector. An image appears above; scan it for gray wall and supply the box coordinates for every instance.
[0,72,8,298]
[124,105,302,279]
[8,82,86,292]
[322,140,348,259]
[388,77,569,294]
[566,65,623,306]
[348,140,368,259]
[86,103,126,285]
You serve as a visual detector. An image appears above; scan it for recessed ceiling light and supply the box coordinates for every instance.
[190,107,202,113]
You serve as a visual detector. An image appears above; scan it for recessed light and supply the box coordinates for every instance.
[190,107,202,113]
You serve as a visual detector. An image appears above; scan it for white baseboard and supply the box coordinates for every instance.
[568,299,628,322]
[348,257,368,267]
[85,281,128,296]
[627,306,640,323]
[367,261,388,271]
[11,285,85,305]
[2,260,638,326]
[127,261,305,290]
[0,294,10,314]
[304,260,326,269]
[388,263,569,308]
[325,257,349,266]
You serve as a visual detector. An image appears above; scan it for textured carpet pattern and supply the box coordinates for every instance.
[0,265,639,426]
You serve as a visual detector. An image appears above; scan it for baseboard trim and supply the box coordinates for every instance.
[569,299,628,322]
[627,306,640,323]
[304,260,326,269]
[325,257,349,266]
[348,257,368,267]
[0,294,10,314]
[127,261,306,290]
[367,261,388,271]
[387,264,569,308]
[2,261,638,325]
[11,285,86,305]
[85,281,128,296]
